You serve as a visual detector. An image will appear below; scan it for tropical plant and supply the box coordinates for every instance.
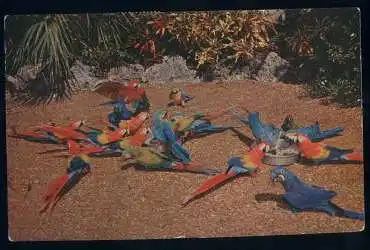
[5,13,147,104]
[274,8,361,107]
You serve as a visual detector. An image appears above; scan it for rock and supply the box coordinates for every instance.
[5,64,44,97]
[70,60,100,90]
[254,52,290,83]
[229,53,266,81]
[107,64,144,82]
[143,56,199,83]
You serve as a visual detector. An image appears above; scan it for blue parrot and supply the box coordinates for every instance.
[271,166,364,221]
[101,98,133,127]
[151,110,191,163]
[287,122,344,142]
[231,110,280,146]
[170,112,233,143]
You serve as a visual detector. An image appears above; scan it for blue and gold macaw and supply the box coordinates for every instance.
[151,110,191,163]
[170,108,233,143]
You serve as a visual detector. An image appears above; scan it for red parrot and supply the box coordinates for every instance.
[10,120,87,144]
[285,133,363,164]
[92,79,147,103]
[182,142,270,205]
[117,112,149,135]
[38,120,88,141]
[39,143,93,214]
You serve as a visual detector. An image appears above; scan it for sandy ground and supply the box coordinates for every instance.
[6,80,364,241]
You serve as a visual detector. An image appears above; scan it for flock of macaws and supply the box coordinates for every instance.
[9,79,365,221]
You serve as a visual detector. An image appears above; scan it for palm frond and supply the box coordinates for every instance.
[8,14,77,104]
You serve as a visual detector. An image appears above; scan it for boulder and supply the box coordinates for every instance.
[143,56,199,83]
[107,64,145,82]
[70,60,100,90]
[254,52,290,83]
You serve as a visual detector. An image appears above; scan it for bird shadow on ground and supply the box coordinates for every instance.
[37,148,67,155]
[298,159,363,166]
[229,127,255,147]
[121,163,222,177]
[254,193,292,212]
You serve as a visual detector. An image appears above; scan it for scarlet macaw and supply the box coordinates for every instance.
[92,79,147,104]
[39,143,93,214]
[284,133,363,164]
[182,142,270,205]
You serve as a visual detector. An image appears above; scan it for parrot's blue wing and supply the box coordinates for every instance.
[283,178,337,210]
[227,157,251,174]
[182,94,194,102]
[248,112,279,145]
[325,145,354,159]
[162,121,178,142]
[191,120,230,135]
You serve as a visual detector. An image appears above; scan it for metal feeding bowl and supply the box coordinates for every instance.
[262,138,300,166]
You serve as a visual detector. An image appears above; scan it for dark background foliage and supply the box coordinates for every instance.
[4,8,361,107]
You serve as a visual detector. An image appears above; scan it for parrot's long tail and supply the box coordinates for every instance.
[311,127,344,141]
[40,174,69,214]
[342,151,363,162]
[90,149,123,158]
[9,126,60,144]
[329,203,365,221]
[182,170,237,205]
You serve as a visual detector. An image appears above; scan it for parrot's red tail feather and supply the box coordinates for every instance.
[42,174,69,202]
[182,172,236,205]
[344,151,363,162]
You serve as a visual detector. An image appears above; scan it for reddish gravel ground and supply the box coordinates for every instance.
[6,80,364,241]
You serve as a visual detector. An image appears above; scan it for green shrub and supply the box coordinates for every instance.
[274,8,361,107]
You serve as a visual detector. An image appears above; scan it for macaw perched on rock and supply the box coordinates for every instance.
[182,142,270,205]
[89,127,152,158]
[170,108,234,143]
[39,145,93,214]
[271,166,364,221]
[151,110,191,163]
[281,115,344,142]
[122,146,222,175]
[284,133,363,164]
[92,79,147,104]
[168,88,194,107]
